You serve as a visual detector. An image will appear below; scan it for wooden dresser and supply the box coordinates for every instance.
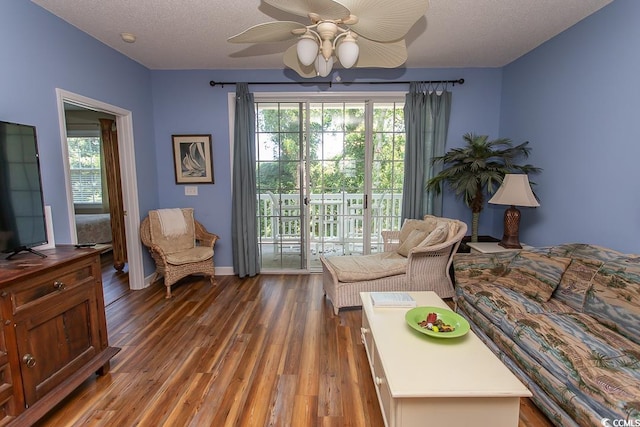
[0,247,120,425]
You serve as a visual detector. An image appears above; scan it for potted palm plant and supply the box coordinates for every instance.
[426,133,541,242]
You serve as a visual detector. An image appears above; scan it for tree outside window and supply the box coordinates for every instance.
[67,136,103,204]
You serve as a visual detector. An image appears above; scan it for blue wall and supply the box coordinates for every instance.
[4,0,636,276]
[0,1,158,245]
[499,0,640,253]
[151,68,503,267]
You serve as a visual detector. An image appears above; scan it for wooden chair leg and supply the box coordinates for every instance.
[165,285,172,299]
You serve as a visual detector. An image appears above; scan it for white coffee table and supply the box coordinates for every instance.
[360,291,531,427]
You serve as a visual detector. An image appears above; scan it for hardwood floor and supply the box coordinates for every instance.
[35,254,553,426]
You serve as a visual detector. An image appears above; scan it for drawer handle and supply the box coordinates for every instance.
[23,354,36,368]
[53,281,66,291]
[375,376,385,386]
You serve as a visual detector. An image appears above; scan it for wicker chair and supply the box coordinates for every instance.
[321,216,467,314]
[140,208,219,298]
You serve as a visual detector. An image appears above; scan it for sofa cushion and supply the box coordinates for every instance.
[494,251,571,302]
[324,251,407,282]
[453,252,518,285]
[457,298,592,427]
[509,311,640,421]
[582,256,640,345]
[459,295,640,425]
[396,229,428,257]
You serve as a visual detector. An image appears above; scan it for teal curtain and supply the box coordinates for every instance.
[402,82,452,220]
[231,83,260,277]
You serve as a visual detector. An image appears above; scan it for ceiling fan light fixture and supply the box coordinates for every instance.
[228,0,428,78]
[315,54,334,77]
[337,33,359,68]
[296,34,319,66]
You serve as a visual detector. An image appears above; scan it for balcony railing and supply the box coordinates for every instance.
[258,192,403,250]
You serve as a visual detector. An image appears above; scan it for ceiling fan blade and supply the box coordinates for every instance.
[283,45,318,78]
[228,21,305,43]
[353,38,407,68]
[265,0,350,20]
[336,0,428,42]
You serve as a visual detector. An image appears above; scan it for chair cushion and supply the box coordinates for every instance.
[149,208,195,254]
[166,246,214,265]
[324,252,407,282]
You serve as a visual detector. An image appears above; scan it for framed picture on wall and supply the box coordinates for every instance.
[172,134,214,184]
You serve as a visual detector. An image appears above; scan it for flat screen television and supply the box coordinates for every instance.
[0,120,48,259]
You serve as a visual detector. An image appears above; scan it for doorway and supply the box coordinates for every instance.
[255,97,405,272]
[56,89,144,291]
[64,106,116,247]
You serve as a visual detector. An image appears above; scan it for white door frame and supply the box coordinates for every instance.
[55,88,145,291]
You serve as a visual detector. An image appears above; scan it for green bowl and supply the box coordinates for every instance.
[405,306,470,338]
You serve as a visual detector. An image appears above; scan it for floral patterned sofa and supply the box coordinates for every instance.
[453,243,640,427]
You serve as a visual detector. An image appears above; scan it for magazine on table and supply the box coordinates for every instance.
[370,292,417,307]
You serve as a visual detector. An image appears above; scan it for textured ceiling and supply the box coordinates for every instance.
[31,0,613,70]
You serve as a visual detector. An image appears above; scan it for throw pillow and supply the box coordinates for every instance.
[446,221,459,241]
[396,229,428,257]
[398,218,437,244]
[582,256,640,346]
[552,258,603,311]
[495,252,571,302]
[420,222,449,246]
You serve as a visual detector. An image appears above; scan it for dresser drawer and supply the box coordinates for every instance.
[4,259,96,314]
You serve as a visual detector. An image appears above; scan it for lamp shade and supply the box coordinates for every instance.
[337,33,359,68]
[296,35,318,66]
[315,54,333,77]
[488,174,539,207]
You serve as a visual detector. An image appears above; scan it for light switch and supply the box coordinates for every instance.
[185,186,198,196]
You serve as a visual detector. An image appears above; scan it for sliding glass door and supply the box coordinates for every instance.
[256,102,306,270]
[255,95,405,272]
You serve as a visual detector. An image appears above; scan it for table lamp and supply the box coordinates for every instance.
[488,174,539,249]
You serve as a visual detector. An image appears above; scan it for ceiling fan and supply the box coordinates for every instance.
[228,0,429,78]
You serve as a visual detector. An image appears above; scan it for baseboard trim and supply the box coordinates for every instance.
[216,266,235,276]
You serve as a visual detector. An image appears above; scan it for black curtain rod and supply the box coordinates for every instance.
[209,78,464,88]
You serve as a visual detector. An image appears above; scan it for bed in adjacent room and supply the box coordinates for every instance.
[75,213,112,245]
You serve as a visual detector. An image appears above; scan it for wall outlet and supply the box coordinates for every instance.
[185,186,198,196]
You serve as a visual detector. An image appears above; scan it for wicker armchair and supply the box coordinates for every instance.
[140,208,219,298]
[321,216,467,314]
